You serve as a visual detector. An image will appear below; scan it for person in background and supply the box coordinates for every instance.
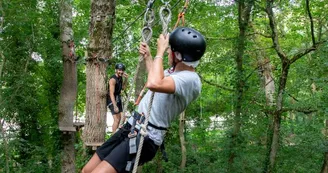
[107,63,128,133]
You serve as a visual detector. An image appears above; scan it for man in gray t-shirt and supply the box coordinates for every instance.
[138,70,201,145]
[82,27,206,173]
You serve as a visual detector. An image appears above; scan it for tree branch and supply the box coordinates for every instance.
[290,40,327,64]
[249,32,272,38]
[281,107,317,114]
[305,0,315,45]
[262,107,317,115]
[265,0,287,61]
[199,74,234,92]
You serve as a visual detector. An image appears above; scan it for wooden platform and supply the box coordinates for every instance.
[73,122,85,131]
[59,126,76,134]
[85,142,104,150]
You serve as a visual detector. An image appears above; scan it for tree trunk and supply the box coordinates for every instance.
[265,59,290,173]
[0,52,5,79]
[228,1,253,172]
[58,0,77,172]
[264,0,322,168]
[262,58,275,106]
[264,1,291,172]
[83,0,116,146]
[179,111,186,170]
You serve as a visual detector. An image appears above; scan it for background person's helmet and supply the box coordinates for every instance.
[115,63,125,71]
[169,27,206,62]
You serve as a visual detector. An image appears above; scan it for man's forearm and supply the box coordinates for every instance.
[110,94,117,107]
[147,53,164,86]
[145,54,153,73]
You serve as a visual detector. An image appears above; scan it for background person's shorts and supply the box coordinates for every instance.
[108,101,123,115]
[96,127,159,173]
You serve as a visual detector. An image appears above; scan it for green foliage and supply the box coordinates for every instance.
[1,0,328,172]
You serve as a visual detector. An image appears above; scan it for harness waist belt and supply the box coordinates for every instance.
[148,122,168,131]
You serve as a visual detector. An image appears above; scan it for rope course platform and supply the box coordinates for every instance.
[59,126,76,134]
[73,122,85,131]
[85,142,104,150]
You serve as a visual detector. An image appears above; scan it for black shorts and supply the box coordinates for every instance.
[108,101,123,115]
[96,126,159,173]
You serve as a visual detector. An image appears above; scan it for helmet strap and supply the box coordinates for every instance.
[169,52,182,73]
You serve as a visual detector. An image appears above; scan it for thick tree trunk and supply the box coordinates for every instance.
[262,59,275,106]
[228,1,253,172]
[179,111,186,170]
[83,0,116,146]
[58,0,77,172]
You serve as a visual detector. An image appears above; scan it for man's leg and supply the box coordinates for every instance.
[82,153,102,173]
[112,113,121,133]
[91,161,117,173]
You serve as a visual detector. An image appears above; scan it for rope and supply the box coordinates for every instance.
[159,2,172,35]
[122,0,155,121]
[173,0,189,29]
[132,1,171,172]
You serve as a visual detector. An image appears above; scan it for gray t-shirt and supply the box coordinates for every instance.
[137,70,201,145]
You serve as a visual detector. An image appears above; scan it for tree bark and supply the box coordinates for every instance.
[264,2,290,171]
[58,0,77,172]
[262,58,275,106]
[228,0,253,172]
[179,111,186,170]
[83,0,116,146]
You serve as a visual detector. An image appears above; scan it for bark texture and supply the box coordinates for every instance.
[83,0,116,145]
[58,0,77,172]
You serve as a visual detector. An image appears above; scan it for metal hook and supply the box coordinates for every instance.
[159,6,172,26]
[143,8,155,26]
[141,26,153,43]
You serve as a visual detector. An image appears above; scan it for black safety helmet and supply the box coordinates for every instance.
[169,27,206,62]
[115,63,125,71]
